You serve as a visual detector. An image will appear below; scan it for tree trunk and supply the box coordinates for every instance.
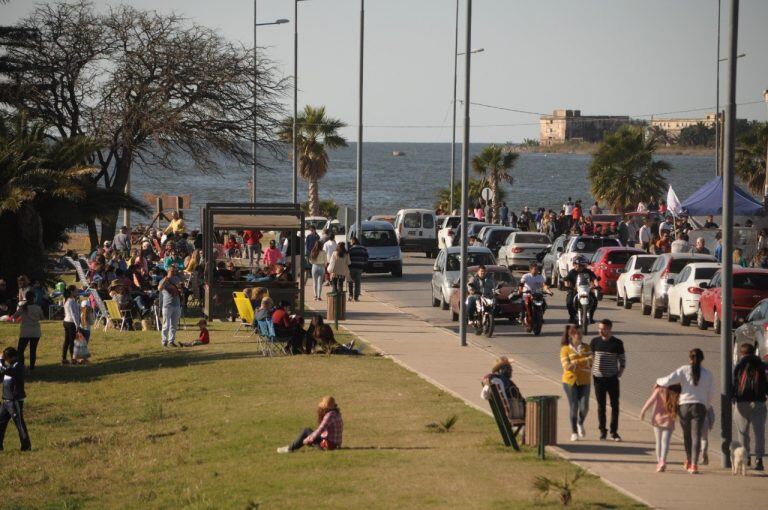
[86,220,99,252]
[99,150,132,244]
[490,175,499,224]
[308,176,320,216]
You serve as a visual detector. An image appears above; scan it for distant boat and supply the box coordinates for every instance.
[392,151,405,156]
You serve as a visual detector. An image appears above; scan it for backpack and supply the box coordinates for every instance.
[736,359,767,401]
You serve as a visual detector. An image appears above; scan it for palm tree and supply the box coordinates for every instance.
[588,125,671,213]
[434,178,506,214]
[278,105,348,216]
[471,145,518,222]
[735,122,767,196]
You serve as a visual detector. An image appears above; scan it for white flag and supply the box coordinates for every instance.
[666,185,683,217]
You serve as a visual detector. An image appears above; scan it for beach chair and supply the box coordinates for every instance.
[89,288,110,327]
[255,319,290,357]
[105,299,132,331]
[486,379,524,451]
[66,256,92,290]
[232,294,256,337]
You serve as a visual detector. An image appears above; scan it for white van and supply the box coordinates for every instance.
[394,209,438,258]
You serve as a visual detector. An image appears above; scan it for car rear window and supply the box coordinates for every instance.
[694,267,718,280]
[446,252,496,271]
[606,251,633,265]
[734,273,768,290]
[422,214,435,229]
[636,257,656,272]
[669,259,700,273]
[489,230,514,244]
[362,229,398,247]
[514,233,550,244]
[404,213,421,228]
[573,238,620,252]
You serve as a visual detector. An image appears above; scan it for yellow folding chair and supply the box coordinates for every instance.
[232,295,256,337]
[105,299,131,331]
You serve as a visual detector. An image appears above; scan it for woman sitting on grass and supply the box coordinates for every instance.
[277,396,344,453]
[306,316,357,355]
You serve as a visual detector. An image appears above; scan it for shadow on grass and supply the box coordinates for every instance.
[340,446,435,451]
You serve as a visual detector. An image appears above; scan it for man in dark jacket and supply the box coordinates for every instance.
[733,342,767,470]
[0,347,31,451]
[347,236,368,302]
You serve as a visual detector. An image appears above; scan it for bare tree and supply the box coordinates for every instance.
[2,1,287,245]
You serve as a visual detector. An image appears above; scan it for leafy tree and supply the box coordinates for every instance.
[278,105,348,216]
[434,178,506,214]
[0,114,145,286]
[588,125,671,213]
[471,145,517,222]
[735,121,767,197]
[647,125,676,146]
[678,122,715,147]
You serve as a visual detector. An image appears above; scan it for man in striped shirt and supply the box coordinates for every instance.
[590,319,626,441]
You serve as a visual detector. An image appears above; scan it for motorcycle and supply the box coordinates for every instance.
[523,291,550,336]
[467,287,500,338]
[573,273,599,334]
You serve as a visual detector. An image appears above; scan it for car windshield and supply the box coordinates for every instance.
[572,238,620,252]
[734,273,768,290]
[669,259,702,273]
[514,233,550,244]
[361,229,398,247]
[306,219,326,230]
[636,257,656,272]
[468,223,490,235]
[446,252,496,271]
[606,251,634,265]
[694,267,718,280]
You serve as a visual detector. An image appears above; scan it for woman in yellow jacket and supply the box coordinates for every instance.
[560,325,593,441]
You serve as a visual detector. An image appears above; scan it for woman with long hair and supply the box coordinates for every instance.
[308,241,327,301]
[61,286,81,364]
[656,348,714,474]
[641,384,682,472]
[560,325,593,441]
[277,396,344,453]
[328,242,350,294]
[13,290,44,370]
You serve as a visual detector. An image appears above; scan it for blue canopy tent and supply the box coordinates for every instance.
[681,177,764,216]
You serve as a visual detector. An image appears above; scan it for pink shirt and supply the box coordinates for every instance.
[640,387,676,429]
[262,247,283,267]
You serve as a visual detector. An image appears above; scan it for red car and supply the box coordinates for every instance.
[589,246,644,296]
[449,265,522,322]
[697,267,768,333]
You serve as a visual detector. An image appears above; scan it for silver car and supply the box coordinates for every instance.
[431,246,496,310]
[733,299,768,362]
[640,253,716,318]
[498,232,551,270]
[542,234,569,285]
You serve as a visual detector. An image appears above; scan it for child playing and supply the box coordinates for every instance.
[640,384,681,472]
[178,319,210,347]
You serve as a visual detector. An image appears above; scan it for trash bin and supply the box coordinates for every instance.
[326,290,346,321]
[525,395,559,459]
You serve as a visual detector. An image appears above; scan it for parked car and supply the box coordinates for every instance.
[666,263,721,325]
[555,236,623,289]
[394,208,438,258]
[437,215,478,249]
[588,246,644,296]
[589,214,622,232]
[305,215,328,236]
[542,235,570,285]
[448,265,521,322]
[463,222,491,243]
[324,219,347,244]
[615,254,659,309]
[733,299,768,361]
[498,232,551,270]
[697,268,768,333]
[431,246,496,310]
[368,214,396,225]
[640,253,716,318]
[348,221,403,277]
[479,226,518,257]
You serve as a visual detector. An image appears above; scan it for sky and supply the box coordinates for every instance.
[3,0,767,143]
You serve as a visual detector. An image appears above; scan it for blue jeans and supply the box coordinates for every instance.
[311,264,325,299]
[562,383,590,433]
[348,269,363,299]
[466,295,478,318]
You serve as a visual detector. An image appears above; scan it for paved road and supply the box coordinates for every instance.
[360,253,764,450]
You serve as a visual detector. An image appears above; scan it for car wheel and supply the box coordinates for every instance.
[441,295,449,311]
[697,308,708,330]
[616,289,623,307]
[713,311,721,335]
[680,301,691,326]
[623,288,632,309]
[451,310,458,322]
[667,306,676,322]
[641,292,651,315]
[651,293,663,319]
[391,268,402,278]
[557,272,565,291]
[432,294,440,307]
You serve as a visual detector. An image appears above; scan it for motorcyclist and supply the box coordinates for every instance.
[518,261,552,324]
[564,256,598,323]
[467,265,496,320]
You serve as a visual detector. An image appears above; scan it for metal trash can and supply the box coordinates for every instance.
[326,291,346,321]
[525,395,559,459]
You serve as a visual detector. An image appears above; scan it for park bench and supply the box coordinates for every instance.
[485,378,525,451]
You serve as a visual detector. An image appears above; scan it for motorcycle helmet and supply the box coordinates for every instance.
[574,256,589,265]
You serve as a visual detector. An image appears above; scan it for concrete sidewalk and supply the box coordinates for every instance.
[306,289,766,509]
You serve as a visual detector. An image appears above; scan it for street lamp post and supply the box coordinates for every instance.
[720,0,739,470]
[252,1,288,203]
[355,0,364,237]
[292,0,309,205]
[458,0,472,347]
[763,89,768,206]
[715,0,721,177]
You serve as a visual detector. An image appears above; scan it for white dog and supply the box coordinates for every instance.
[731,441,747,476]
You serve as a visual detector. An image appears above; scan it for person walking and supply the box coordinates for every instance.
[560,325,592,441]
[638,220,652,252]
[61,286,80,365]
[0,347,31,451]
[327,242,350,295]
[590,319,625,441]
[158,265,183,347]
[640,384,681,472]
[13,291,44,371]
[347,236,368,302]
[308,242,327,301]
[732,342,767,471]
[499,202,509,226]
[656,348,714,474]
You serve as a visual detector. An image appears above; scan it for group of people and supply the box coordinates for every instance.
[306,227,368,303]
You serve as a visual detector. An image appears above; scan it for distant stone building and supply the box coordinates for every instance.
[649,113,716,139]
[539,109,630,146]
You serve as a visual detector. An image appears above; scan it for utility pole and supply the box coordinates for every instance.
[252,0,258,203]
[292,0,299,205]
[763,89,768,206]
[720,0,739,470]
[715,0,721,176]
[355,0,364,235]
[458,0,472,347]
[449,0,459,214]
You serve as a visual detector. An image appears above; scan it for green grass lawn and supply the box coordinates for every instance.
[0,320,642,509]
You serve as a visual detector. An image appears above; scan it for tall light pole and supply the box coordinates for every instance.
[458,0,472,347]
[715,0,721,176]
[355,0,364,235]
[450,0,459,215]
[720,0,739,470]
[292,0,309,205]
[763,89,768,206]
[252,1,288,203]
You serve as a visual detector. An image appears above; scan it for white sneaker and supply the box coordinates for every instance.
[570,433,579,442]
[577,423,585,438]
[276,446,291,454]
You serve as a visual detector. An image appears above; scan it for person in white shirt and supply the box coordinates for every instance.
[670,233,690,254]
[638,221,652,252]
[658,217,673,236]
[61,287,81,365]
[655,348,714,474]
[563,198,574,216]
[321,230,338,287]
